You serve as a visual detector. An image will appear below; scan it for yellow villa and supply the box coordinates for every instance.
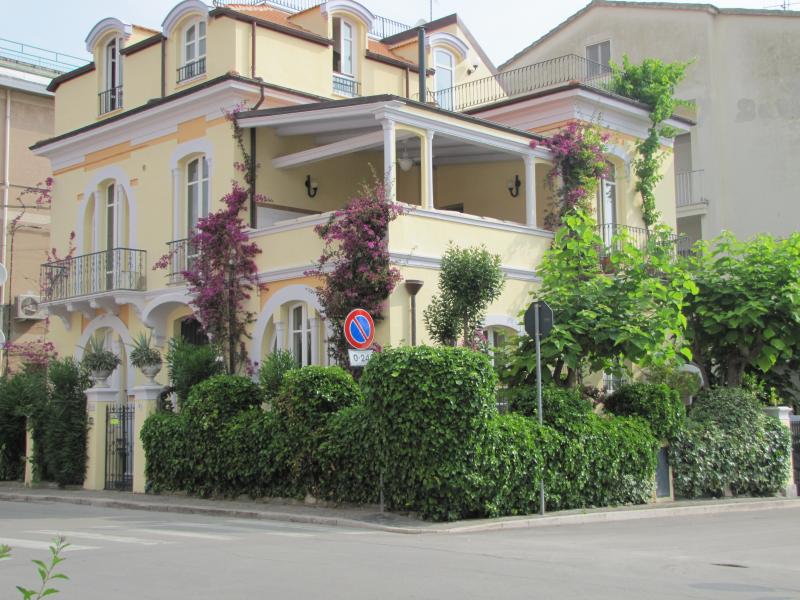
[30,0,689,490]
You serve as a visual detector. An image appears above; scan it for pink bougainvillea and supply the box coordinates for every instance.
[531,121,610,229]
[4,339,58,371]
[306,180,403,366]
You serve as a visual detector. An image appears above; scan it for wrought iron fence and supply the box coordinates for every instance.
[177,57,206,83]
[370,15,412,39]
[40,248,147,302]
[596,223,691,259]
[417,54,615,112]
[167,238,198,284]
[98,86,123,114]
[676,170,708,208]
[332,74,360,97]
[105,404,134,492]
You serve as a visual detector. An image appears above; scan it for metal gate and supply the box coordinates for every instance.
[105,404,134,491]
[791,416,800,495]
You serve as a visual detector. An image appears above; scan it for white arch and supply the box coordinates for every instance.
[427,32,470,62]
[169,138,215,171]
[85,17,132,53]
[141,291,195,346]
[78,165,138,252]
[250,284,323,363]
[162,0,208,38]
[606,144,632,177]
[75,313,136,391]
[321,0,375,29]
[483,314,523,334]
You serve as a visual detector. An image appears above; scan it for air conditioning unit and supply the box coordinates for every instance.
[15,294,47,320]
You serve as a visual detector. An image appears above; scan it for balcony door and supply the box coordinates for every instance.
[597,163,616,246]
[105,183,119,291]
[186,156,209,270]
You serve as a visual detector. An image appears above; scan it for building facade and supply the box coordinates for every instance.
[500,0,800,245]
[32,0,684,406]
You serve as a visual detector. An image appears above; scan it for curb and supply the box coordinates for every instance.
[1,492,798,535]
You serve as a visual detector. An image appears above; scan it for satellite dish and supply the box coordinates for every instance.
[0,263,7,286]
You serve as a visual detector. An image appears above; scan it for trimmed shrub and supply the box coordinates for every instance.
[165,338,224,408]
[258,350,296,401]
[140,411,189,493]
[221,408,278,498]
[605,383,685,440]
[361,346,497,521]
[0,372,45,481]
[318,404,380,504]
[44,359,90,487]
[690,387,761,431]
[508,385,593,426]
[272,366,363,496]
[182,374,261,431]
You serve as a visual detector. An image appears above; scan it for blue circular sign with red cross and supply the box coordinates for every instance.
[343,309,375,350]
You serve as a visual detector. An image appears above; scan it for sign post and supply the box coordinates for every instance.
[524,300,554,516]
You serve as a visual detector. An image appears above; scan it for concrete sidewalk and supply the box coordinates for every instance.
[1,483,798,534]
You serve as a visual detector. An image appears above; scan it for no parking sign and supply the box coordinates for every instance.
[344,308,375,366]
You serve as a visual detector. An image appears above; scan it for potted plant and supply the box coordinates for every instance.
[130,332,162,384]
[81,336,121,388]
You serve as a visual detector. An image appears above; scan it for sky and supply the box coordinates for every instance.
[2,0,792,68]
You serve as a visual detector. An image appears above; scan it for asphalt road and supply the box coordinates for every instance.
[1,500,798,600]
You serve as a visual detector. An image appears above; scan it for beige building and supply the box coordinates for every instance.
[0,40,83,371]
[500,0,800,244]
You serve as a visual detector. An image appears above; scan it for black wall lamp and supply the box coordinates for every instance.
[507,174,521,198]
[405,279,424,346]
[305,175,319,198]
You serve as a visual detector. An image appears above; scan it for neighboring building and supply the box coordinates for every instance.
[499,0,800,245]
[31,0,685,410]
[0,39,85,371]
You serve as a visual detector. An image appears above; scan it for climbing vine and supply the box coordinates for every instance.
[530,122,609,229]
[609,55,693,228]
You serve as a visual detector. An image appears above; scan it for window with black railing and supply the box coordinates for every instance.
[332,73,360,97]
[177,57,206,83]
[166,238,199,285]
[40,248,147,303]
[98,85,123,115]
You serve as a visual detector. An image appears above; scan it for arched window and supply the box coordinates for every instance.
[597,162,617,244]
[180,20,206,81]
[434,49,455,110]
[102,38,123,113]
[332,17,354,76]
[186,156,209,235]
[289,303,312,367]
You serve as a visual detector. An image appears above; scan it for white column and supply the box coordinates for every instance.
[132,384,163,493]
[382,120,396,202]
[171,168,181,242]
[524,155,536,227]
[309,316,320,365]
[274,321,285,350]
[423,130,434,209]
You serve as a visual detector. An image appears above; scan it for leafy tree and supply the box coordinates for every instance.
[503,210,696,387]
[423,245,505,347]
[609,55,693,228]
[683,232,800,387]
[307,179,403,365]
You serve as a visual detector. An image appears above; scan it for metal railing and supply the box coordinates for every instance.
[177,57,206,83]
[98,86,123,115]
[332,73,360,97]
[417,54,615,112]
[167,238,198,284]
[676,170,708,208]
[596,223,691,259]
[40,248,147,303]
[0,38,87,75]
[370,15,412,39]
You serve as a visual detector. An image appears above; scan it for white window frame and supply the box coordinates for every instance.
[289,302,312,367]
[184,20,206,65]
[598,162,617,246]
[333,17,356,77]
[186,155,209,236]
[433,48,455,110]
[585,40,611,74]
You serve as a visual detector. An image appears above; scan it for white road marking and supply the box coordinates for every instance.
[0,538,98,552]
[260,531,315,538]
[128,528,236,541]
[27,530,173,546]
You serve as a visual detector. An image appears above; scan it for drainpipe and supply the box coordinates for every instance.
[251,21,257,78]
[417,26,426,102]
[160,38,166,98]
[1,89,10,314]
[249,83,265,229]
[404,67,410,99]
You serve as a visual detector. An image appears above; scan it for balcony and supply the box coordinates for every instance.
[418,54,615,113]
[98,86,123,115]
[40,248,147,303]
[332,73,360,97]
[166,238,197,285]
[597,224,691,259]
[676,169,708,213]
[177,57,206,83]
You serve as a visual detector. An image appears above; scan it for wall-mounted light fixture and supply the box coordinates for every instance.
[507,174,521,198]
[305,175,318,198]
[466,63,480,75]
[404,279,424,346]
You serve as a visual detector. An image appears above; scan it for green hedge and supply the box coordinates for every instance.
[508,385,593,426]
[605,383,686,440]
[141,411,189,493]
[0,372,43,481]
[361,346,498,521]
[669,387,791,498]
[44,359,90,487]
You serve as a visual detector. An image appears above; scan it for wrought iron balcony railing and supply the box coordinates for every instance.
[332,74,360,97]
[418,54,615,113]
[177,57,206,83]
[40,248,147,303]
[676,170,708,208]
[596,223,691,259]
[98,86,123,114]
[167,238,198,285]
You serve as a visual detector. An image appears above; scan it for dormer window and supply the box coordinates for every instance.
[434,49,454,110]
[100,38,123,114]
[178,20,206,82]
[332,17,354,76]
